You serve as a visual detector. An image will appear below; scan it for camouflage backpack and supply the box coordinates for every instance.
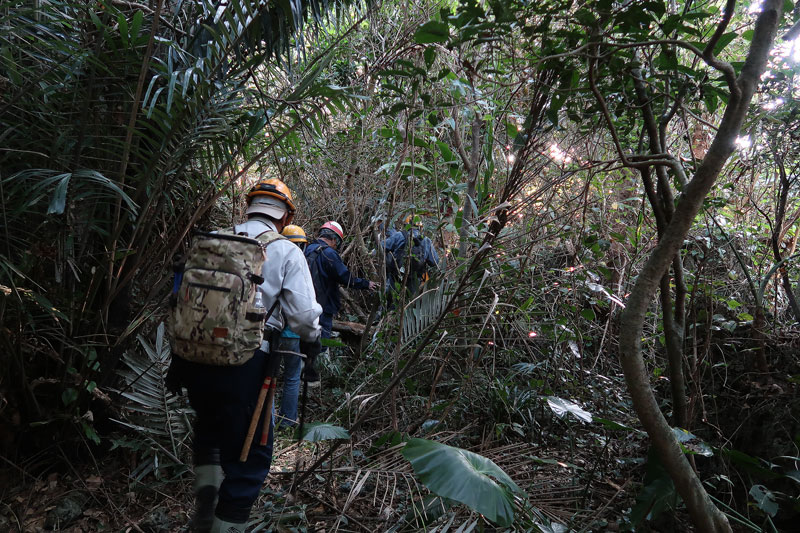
[169,229,284,365]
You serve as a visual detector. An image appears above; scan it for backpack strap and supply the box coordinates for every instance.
[255,232,286,328]
[264,298,280,324]
[306,243,328,262]
[254,229,285,245]
[305,244,328,276]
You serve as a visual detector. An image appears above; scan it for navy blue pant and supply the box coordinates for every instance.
[180,349,277,522]
[319,312,334,339]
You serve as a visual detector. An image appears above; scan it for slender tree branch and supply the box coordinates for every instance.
[702,0,739,96]
[108,0,166,302]
[451,113,473,174]
[606,39,737,93]
[588,47,629,165]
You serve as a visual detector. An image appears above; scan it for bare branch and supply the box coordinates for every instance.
[784,18,800,40]
[588,48,630,165]
[702,0,739,96]
[704,0,737,55]
[450,112,473,174]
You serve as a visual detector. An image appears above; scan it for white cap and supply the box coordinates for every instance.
[246,196,287,219]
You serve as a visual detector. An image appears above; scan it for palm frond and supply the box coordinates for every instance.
[2,169,138,217]
[111,322,192,468]
[401,278,456,347]
[0,0,374,436]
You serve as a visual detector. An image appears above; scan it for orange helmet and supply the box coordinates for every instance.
[246,179,296,224]
[282,224,308,244]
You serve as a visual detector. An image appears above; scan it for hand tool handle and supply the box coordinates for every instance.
[240,376,271,462]
[260,380,278,445]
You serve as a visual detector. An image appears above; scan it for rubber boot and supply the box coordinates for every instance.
[210,517,247,533]
[191,464,223,532]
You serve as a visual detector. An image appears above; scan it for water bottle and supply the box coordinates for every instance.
[253,289,265,310]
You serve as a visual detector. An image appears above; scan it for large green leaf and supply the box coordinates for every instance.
[401,438,524,526]
[301,422,351,442]
[414,21,450,44]
[545,396,592,423]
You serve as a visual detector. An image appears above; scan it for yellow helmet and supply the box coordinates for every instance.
[282,224,307,244]
[404,214,422,227]
[246,179,296,224]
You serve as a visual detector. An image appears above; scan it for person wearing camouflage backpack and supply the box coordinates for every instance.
[168,178,321,533]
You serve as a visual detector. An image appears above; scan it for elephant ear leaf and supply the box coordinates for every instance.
[401,437,524,526]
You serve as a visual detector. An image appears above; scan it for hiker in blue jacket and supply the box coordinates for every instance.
[305,221,378,338]
[382,215,440,308]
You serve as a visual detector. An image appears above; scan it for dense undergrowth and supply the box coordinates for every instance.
[3,0,800,530]
[2,228,799,531]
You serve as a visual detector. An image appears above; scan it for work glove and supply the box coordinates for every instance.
[299,338,322,383]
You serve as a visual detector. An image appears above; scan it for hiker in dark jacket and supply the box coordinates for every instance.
[305,220,378,338]
[382,216,440,304]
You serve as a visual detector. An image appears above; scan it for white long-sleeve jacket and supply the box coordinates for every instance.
[232,217,321,346]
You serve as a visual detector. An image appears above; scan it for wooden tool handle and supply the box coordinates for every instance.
[239,377,271,462]
[260,380,278,446]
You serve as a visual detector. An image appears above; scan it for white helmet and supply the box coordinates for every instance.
[319,220,344,246]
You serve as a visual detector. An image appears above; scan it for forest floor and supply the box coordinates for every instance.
[0,435,641,533]
[0,389,646,533]
[4,380,790,533]
[4,332,798,532]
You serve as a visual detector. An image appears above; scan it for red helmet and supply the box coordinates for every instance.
[320,221,344,240]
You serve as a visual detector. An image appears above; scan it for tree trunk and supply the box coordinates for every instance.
[453,114,482,258]
[660,271,687,427]
[631,65,690,429]
[771,155,800,323]
[618,3,781,531]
